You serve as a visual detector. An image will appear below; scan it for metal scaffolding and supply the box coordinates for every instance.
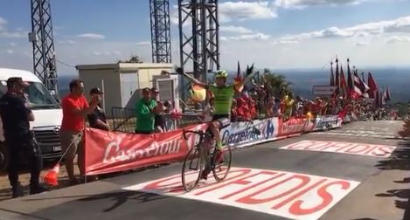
[150,0,172,63]
[178,0,220,82]
[29,0,58,95]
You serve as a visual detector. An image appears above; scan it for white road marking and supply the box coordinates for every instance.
[123,167,360,220]
[280,140,396,158]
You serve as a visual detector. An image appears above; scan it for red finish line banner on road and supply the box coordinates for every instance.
[280,140,396,158]
[84,124,207,175]
[123,167,359,220]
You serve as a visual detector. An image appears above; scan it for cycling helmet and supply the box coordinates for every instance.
[215,70,228,78]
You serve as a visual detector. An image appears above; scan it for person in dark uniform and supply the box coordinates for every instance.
[87,88,109,131]
[0,77,47,198]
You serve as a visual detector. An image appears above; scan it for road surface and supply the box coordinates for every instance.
[0,120,408,220]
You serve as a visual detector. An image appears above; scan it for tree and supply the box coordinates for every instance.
[262,68,293,98]
[119,55,143,63]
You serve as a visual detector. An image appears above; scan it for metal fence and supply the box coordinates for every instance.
[111,107,137,133]
[110,107,202,133]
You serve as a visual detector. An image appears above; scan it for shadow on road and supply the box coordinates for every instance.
[375,140,410,220]
[79,191,166,212]
[24,190,166,213]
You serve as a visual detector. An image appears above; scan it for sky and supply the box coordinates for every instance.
[1,0,410,76]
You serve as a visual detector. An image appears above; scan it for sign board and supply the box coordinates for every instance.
[312,85,336,97]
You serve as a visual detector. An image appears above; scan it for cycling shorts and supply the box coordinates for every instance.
[212,114,231,129]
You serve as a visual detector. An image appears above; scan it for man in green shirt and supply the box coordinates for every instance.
[180,69,246,158]
[135,88,161,134]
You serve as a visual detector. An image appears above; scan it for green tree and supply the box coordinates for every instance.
[262,68,293,98]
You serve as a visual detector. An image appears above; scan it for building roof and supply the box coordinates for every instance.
[76,62,173,72]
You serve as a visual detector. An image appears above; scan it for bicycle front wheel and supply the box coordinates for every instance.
[181,146,203,192]
[212,145,232,182]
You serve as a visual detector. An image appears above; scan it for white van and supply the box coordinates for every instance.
[0,68,63,171]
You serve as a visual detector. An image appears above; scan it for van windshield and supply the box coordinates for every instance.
[0,81,59,109]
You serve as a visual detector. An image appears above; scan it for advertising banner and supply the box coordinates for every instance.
[220,118,279,148]
[278,117,315,137]
[84,124,207,175]
[313,115,343,131]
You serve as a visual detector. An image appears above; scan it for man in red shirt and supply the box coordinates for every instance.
[60,80,100,184]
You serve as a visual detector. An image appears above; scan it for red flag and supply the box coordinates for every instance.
[368,72,378,99]
[330,62,335,86]
[351,70,362,99]
[340,66,348,98]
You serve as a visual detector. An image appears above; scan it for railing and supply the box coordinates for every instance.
[110,107,201,133]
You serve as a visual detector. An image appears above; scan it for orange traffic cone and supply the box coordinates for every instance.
[44,163,60,186]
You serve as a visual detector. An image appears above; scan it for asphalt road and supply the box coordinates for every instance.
[0,120,408,220]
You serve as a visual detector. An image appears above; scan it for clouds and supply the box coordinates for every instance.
[221,25,253,34]
[0,16,26,38]
[76,33,105,40]
[386,36,410,44]
[279,15,410,43]
[219,1,277,22]
[136,41,151,46]
[274,0,366,9]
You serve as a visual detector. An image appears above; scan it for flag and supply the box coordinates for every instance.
[361,72,366,84]
[347,59,353,92]
[234,61,244,92]
[330,62,335,86]
[352,70,362,99]
[380,91,385,106]
[375,90,380,107]
[340,66,348,98]
[368,72,378,99]
[386,87,391,101]
[237,61,241,79]
[359,72,370,98]
[335,59,339,96]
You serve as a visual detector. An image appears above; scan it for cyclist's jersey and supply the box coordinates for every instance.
[209,85,235,115]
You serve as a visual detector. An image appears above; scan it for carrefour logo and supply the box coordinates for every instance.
[266,119,275,138]
[221,119,276,145]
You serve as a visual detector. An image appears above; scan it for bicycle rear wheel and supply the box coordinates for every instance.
[181,146,203,192]
[212,145,232,182]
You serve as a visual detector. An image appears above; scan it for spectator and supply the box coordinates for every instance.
[273,98,281,117]
[231,99,238,122]
[135,88,161,134]
[151,87,165,132]
[266,97,274,118]
[60,79,100,185]
[163,100,175,131]
[87,88,109,131]
[0,77,47,197]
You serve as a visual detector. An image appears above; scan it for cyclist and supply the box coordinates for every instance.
[179,69,252,178]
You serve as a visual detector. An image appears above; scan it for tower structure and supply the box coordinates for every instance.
[29,0,58,94]
[150,0,172,63]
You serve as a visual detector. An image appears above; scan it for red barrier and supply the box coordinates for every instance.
[84,123,208,175]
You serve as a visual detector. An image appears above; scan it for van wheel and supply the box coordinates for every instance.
[0,143,8,172]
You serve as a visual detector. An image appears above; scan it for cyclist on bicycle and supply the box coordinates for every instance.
[180,69,246,163]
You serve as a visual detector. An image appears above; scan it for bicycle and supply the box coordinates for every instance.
[181,129,232,192]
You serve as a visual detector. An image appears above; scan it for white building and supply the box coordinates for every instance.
[77,62,175,116]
